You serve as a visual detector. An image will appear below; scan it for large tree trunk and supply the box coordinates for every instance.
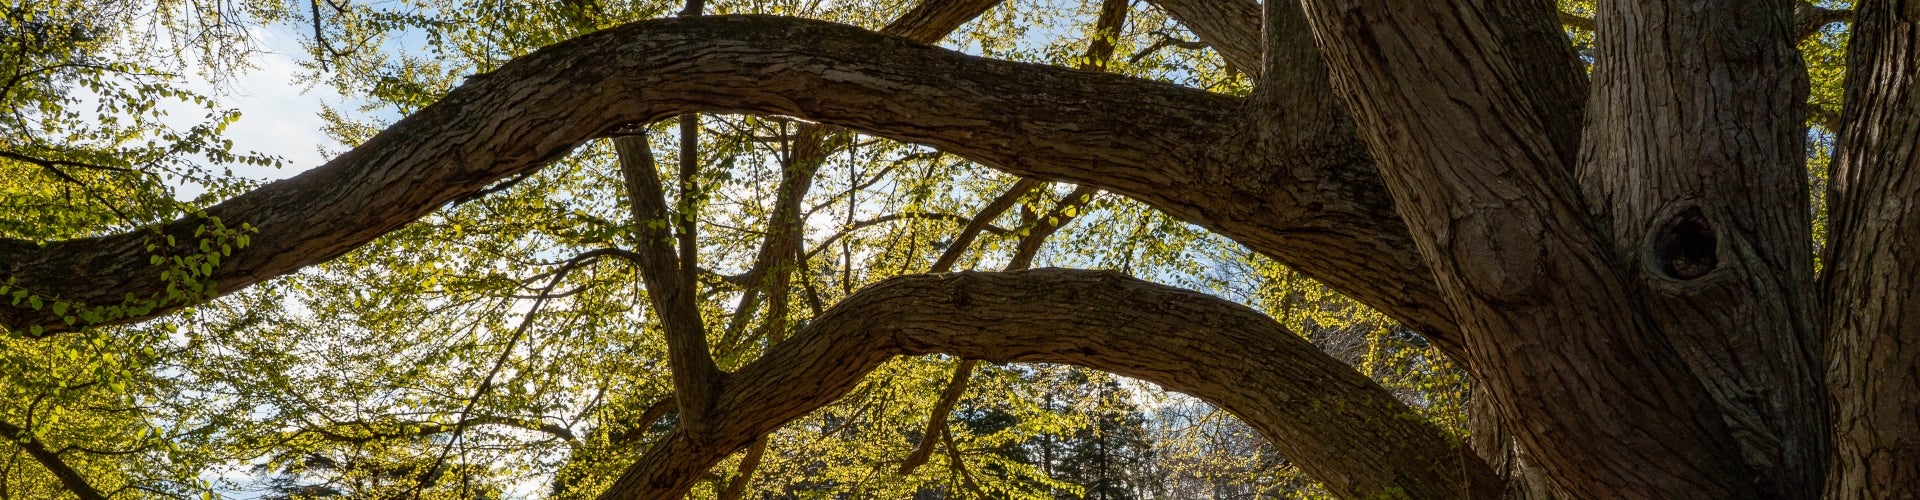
[1576,0,1828,495]
[4,0,1918,497]
[1824,1,1920,495]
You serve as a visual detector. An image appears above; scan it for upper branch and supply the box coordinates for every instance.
[0,16,1236,335]
[1144,0,1260,73]
[1577,0,1824,494]
[602,269,1501,499]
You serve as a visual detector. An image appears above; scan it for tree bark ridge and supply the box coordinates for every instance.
[1297,0,1757,495]
[1823,0,1920,495]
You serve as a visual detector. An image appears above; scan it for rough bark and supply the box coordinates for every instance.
[1298,0,1758,496]
[615,135,726,433]
[600,269,1501,499]
[1578,0,1825,496]
[1824,1,1920,495]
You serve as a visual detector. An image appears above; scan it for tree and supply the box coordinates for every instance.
[1,0,1914,497]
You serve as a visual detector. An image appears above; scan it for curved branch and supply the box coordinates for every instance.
[1,15,1461,378]
[600,269,1500,499]
[0,15,1236,335]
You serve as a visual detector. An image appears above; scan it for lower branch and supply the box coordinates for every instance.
[896,358,979,475]
[599,269,1500,499]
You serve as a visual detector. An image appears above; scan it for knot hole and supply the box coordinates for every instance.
[1651,207,1719,280]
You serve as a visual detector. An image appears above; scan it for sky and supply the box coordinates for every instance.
[165,24,363,200]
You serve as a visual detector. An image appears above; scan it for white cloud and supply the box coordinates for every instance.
[166,24,372,199]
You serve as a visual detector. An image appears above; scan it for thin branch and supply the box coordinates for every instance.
[612,397,677,446]
[403,253,575,496]
[299,415,576,444]
[0,420,106,500]
[1794,2,1853,42]
[0,150,136,173]
[896,358,979,475]
[716,437,768,500]
[1128,30,1208,64]
[1558,11,1596,31]
[801,211,1012,265]
[939,426,989,498]
[927,179,1041,272]
[1007,185,1099,269]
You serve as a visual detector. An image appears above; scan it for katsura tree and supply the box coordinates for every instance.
[2,0,1915,497]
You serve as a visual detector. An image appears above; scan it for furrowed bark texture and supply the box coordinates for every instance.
[1579,0,1825,496]
[1824,1,1920,495]
[1298,0,1758,496]
[614,135,726,433]
[599,269,1501,499]
[0,16,1455,364]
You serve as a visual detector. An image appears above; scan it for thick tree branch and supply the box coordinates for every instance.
[1823,1,1920,494]
[0,420,106,500]
[615,135,725,432]
[601,269,1501,499]
[1795,2,1854,41]
[0,16,1458,384]
[0,16,1231,334]
[1298,0,1753,496]
[881,0,1003,41]
[676,116,700,291]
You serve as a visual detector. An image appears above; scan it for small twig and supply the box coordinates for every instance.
[400,258,579,496]
[1128,31,1206,64]
[1794,2,1853,42]
[1558,11,1596,31]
